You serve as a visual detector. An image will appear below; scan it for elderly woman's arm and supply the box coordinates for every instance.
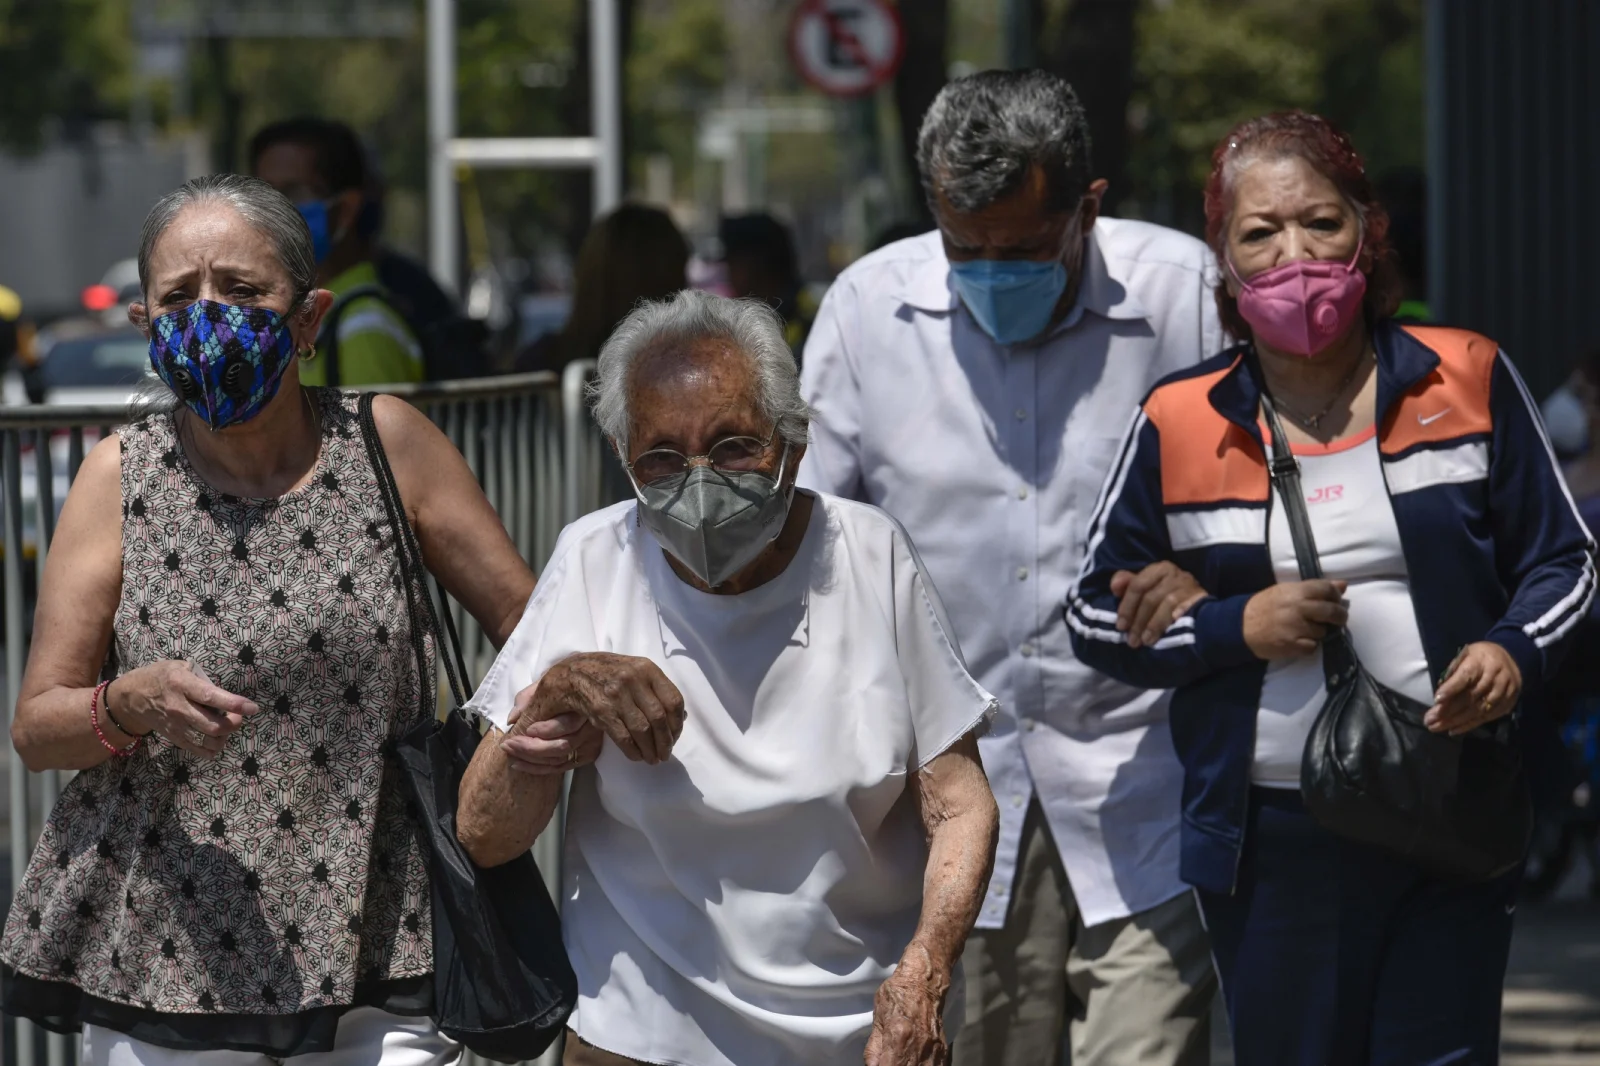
[866,732,998,1066]
[375,395,537,646]
[457,678,605,866]
[459,654,688,865]
[12,436,259,771]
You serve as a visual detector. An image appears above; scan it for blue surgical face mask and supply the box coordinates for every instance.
[296,199,339,263]
[948,258,1069,345]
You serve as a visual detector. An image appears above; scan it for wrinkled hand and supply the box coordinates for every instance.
[535,653,685,764]
[1426,642,1522,736]
[111,660,259,760]
[1110,562,1208,648]
[1242,580,1349,660]
[500,682,604,773]
[865,951,949,1066]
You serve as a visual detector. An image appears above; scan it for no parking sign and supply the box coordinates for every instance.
[787,0,906,98]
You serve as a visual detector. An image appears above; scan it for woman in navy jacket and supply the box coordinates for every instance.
[1068,112,1594,1065]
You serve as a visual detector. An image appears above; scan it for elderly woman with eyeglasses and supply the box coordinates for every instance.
[455,290,1001,1066]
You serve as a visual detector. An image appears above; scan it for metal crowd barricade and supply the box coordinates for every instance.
[1,365,605,1066]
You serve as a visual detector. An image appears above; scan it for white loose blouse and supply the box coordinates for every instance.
[466,492,997,1066]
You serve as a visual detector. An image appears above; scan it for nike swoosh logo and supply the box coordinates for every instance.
[1419,408,1453,426]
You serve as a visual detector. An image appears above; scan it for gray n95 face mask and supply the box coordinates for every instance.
[633,446,793,588]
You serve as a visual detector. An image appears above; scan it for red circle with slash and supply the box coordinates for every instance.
[788,0,906,98]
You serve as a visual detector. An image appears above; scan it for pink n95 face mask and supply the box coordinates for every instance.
[1229,240,1367,357]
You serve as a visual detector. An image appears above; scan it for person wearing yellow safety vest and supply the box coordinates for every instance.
[250,118,424,388]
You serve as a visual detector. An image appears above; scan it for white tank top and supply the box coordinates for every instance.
[1253,427,1435,788]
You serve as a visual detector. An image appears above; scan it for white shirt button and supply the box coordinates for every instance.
[1023,718,1037,732]
[1016,486,1029,500]
[1019,642,1035,658]
[1015,408,1028,421]
[1016,566,1029,581]
[1011,794,1025,808]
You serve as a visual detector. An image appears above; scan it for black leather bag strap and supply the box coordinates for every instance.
[1250,350,1324,581]
[1248,350,1357,679]
[356,391,470,709]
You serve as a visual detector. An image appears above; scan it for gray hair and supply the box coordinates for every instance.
[590,290,810,449]
[916,69,1093,215]
[137,174,316,308]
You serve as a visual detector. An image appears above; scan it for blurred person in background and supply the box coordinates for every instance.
[250,117,425,387]
[1526,345,1600,902]
[1553,348,1600,527]
[800,69,1223,1066]
[0,281,41,402]
[0,174,545,1065]
[1070,111,1593,1064]
[357,152,461,347]
[719,213,816,358]
[513,204,688,376]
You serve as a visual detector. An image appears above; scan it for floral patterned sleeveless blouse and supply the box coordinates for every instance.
[1,389,434,1029]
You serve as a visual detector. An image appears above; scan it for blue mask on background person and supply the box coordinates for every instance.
[948,258,1068,345]
[296,199,337,263]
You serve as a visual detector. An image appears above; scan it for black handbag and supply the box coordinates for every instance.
[1251,364,1532,881]
[357,392,577,1061]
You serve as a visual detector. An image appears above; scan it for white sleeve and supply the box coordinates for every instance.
[463,528,600,730]
[797,281,868,500]
[891,523,999,769]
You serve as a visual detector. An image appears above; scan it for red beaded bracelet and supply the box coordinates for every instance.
[91,680,139,757]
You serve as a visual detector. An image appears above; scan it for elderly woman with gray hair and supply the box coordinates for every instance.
[1,174,540,1065]
[456,289,1001,1066]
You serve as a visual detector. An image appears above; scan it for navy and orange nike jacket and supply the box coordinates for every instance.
[1067,319,1596,894]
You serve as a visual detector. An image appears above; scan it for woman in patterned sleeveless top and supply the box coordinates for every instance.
[0,175,601,1065]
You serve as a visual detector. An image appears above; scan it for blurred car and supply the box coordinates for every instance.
[3,322,151,407]
[0,324,141,638]
[80,258,143,330]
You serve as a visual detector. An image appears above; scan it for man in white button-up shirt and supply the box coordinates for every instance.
[799,70,1225,1066]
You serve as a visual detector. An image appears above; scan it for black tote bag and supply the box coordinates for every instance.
[1250,359,1532,881]
[357,392,577,1061]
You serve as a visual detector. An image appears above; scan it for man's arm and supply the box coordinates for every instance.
[865,731,998,1065]
[797,281,868,499]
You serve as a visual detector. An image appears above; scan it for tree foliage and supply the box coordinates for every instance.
[1127,0,1423,231]
[0,0,133,152]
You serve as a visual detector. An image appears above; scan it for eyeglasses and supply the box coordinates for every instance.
[626,429,777,485]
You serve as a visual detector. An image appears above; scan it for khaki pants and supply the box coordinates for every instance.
[561,1032,648,1066]
[952,801,1216,1066]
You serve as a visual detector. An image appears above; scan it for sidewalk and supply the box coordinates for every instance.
[1502,899,1600,1064]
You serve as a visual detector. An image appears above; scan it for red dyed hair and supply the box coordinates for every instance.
[1203,111,1403,341]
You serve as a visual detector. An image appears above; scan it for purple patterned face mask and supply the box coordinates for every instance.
[148,299,297,429]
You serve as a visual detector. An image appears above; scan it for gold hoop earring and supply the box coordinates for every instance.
[298,345,317,362]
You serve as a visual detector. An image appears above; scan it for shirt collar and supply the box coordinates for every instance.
[895,224,1151,326]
